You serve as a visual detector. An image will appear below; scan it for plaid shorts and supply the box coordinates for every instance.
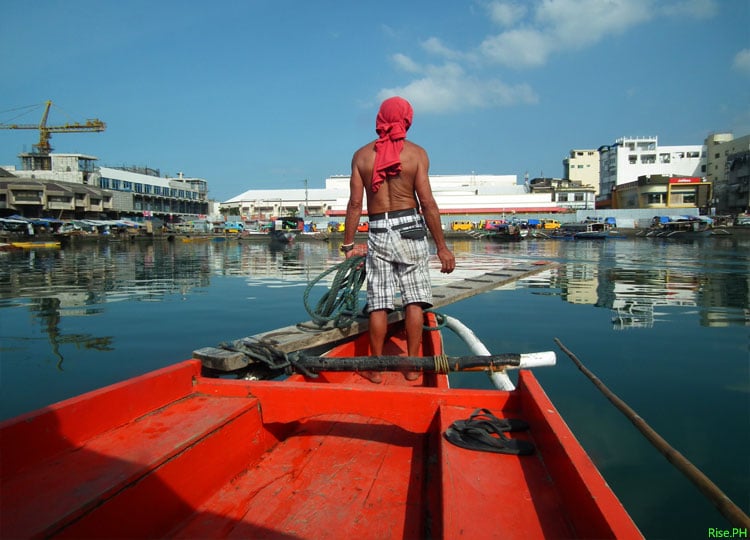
[366,214,433,312]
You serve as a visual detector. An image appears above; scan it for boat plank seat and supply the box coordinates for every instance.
[0,362,264,540]
[170,413,428,539]
[437,372,640,539]
[438,404,575,539]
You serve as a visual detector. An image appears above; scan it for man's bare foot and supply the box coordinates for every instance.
[402,371,420,381]
[360,371,383,384]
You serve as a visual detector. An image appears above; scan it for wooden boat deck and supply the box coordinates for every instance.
[195,261,559,372]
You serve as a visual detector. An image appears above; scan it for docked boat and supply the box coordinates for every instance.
[9,240,61,249]
[484,222,524,242]
[559,221,621,240]
[269,216,305,244]
[0,309,642,539]
[641,216,730,238]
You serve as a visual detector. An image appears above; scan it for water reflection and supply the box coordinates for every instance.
[1,237,748,338]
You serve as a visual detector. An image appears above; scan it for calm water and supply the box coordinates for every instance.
[1,235,748,539]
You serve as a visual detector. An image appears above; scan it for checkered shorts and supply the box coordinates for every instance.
[366,215,433,312]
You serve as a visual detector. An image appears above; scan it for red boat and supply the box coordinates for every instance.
[0,315,642,539]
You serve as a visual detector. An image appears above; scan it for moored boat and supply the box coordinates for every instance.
[484,222,524,242]
[641,215,730,238]
[0,311,642,539]
[9,240,61,249]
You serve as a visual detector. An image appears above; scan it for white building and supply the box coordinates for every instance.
[222,174,564,222]
[597,136,705,208]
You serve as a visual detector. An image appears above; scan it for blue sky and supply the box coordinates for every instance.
[1,0,748,202]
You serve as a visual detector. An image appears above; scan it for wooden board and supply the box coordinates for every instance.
[194,260,558,372]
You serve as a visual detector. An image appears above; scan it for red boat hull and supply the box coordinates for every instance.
[0,319,641,539]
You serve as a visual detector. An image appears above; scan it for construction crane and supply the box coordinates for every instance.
[0,100,106,154]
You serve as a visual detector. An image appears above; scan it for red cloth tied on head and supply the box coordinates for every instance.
[372,96,413,193]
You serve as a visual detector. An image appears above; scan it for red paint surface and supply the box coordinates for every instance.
[0,317,641,539]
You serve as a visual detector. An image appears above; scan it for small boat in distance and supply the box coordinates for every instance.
[269,216,304,244]
[0,310,642,539]
[641,215,731,238]
[9,240,61,249]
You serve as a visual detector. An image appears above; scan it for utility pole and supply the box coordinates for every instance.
[304,179,309,216]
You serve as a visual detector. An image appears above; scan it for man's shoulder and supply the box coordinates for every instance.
[403,140,427,155]
[353,140,377,157]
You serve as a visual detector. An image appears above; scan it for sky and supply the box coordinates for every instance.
[1,0,748,202]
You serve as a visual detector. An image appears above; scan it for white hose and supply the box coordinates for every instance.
[442,315,556,391]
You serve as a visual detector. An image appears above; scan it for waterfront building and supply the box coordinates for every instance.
[705,132,750,214]
[611,174,712,211]
[563,149,601,195]
[527,177,596,210]
[221,174,564,224]
[98,167,209,217]
[597,136,706,209]
[0,152,209,219]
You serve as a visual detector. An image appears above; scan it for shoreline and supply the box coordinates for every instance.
[3,226,749,247]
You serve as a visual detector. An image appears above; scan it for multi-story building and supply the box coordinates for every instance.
[612,174,712,211]
[597,136,706,209]
[222,174,566,224]
[563,149,600,195]
[705,133,750,214]
[528,177,596,210]
[0,152,209,219]
[99,167,208,217]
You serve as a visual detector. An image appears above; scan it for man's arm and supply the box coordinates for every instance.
[343,155,365,249]
[413,150,455,274]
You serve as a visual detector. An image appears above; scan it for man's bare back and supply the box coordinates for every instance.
[351,139,426,215]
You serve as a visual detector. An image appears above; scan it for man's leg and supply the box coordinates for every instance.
[361,309,388,383]
[368,309,388,355]
[402,303,424,380]
[404,303,424,356]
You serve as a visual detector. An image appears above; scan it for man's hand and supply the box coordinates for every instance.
[437,247,455,274]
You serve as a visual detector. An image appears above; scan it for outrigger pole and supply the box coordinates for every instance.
[295,351,555,374]
[554,338,750,530]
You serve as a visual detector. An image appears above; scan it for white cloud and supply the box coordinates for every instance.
[421,37,463,61]
[535,0,652,49]
[732,49,750,76]
[486,0,526,27]
[479,0,652,67]
[660,0,718,19]
[380,59,538,113]
[480,27,551,68]
[378,0,720,113]
[392,53,421,74]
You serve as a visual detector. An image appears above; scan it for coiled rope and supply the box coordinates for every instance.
[302,255,367,328]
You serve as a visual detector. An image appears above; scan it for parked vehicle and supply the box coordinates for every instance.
[224,221,245,233]
[539,219,561,230]
[451,221,474,231]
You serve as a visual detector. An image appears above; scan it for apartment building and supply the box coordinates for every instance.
[563,149,600,195]
[705,133,750,214]
[597,136,706,208]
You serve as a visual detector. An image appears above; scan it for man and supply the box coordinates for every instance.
[341,96,455,382]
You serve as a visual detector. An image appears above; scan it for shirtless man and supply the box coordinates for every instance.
[341,96,455,381]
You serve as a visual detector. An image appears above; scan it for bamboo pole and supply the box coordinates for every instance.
[554,338,750,530]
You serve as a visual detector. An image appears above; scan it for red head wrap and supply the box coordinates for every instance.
[372,96,413,193]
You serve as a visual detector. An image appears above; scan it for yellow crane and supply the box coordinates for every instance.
[0,100,106,154]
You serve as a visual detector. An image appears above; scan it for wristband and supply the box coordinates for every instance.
[339,243,355,253]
